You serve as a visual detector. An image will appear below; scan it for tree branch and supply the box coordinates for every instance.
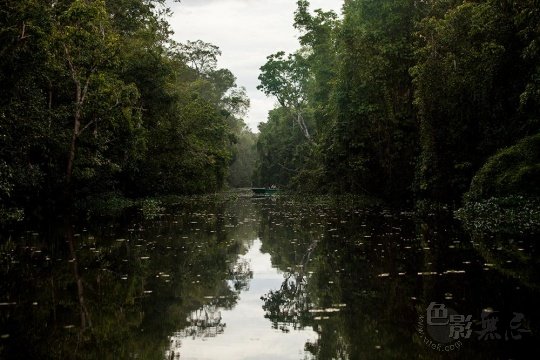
[80,67,96,105]
[63,44,77,80]
[19,22,30,40]
[78,118,98,136]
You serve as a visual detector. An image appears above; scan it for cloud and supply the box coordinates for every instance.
[176,0,259,6]
[166,0,343,131]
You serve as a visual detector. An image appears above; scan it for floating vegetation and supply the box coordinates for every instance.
[140,199,165,220]
[455,196,540,234]
[0,207,24,223]
[417,271,438,276]
[79,192,135,217]
[443,270,466,274]
[1,193,539,359]
[0,302,16,306]
[324,308,341,313]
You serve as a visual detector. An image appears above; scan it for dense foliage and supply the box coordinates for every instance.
[255,0,540,204]
[465,134,540,201]
[2,0,539,220]
[228,128,257,188]
[0,0,252,220]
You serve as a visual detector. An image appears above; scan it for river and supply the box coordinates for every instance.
[0,194,538,359]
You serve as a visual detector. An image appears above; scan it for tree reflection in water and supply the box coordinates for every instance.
[261,267,310,332]
[167,304,225,359]
[257,197,540,359]
[166,252,253,358]
[261,234,318,332]
[1,195,539,359]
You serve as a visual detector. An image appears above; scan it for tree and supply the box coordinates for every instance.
[228,129,258,188]
[0,0,249,219]
[177,40,222,76]
[256,1,341,191]
[258,51,313,141]
[52,0,141,193]
[323,0,419,197]
[411,0,538,201]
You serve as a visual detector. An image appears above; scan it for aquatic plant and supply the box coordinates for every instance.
[455,196,540,234]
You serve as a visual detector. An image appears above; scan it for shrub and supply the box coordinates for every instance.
[465,134,540,202]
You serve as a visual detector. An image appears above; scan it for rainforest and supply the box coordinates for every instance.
[1,0,539,359]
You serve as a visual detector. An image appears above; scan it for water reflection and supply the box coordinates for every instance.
[0,195,539,359]
[171,240,317,360]
[175,304,225,339]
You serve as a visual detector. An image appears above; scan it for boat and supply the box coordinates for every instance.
[251,187,280,196]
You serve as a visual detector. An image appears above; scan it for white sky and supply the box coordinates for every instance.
[166,0,343,132]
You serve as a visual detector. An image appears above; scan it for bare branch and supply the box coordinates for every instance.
[19,22,30,40]
[79,118,98,136]
[63,44,77,81]
[80,67,96,105]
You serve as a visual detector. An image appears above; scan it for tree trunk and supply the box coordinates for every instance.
[296,112,313,143]
[67,225,91,330]
[66,83,82,189]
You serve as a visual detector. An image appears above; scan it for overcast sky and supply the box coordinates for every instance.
[166,0,343,132]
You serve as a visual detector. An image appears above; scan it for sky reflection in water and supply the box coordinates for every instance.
[174,239,317,360]
[0,195,539,359]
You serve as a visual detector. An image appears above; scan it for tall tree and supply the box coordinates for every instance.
[256,1,340,191]
[324,0,419,197]
[411,0,538,201]
[49,0,142,196]
[0,0,249,219]
[258,51,313,141]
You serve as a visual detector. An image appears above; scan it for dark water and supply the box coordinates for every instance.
[0,194,538,359]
